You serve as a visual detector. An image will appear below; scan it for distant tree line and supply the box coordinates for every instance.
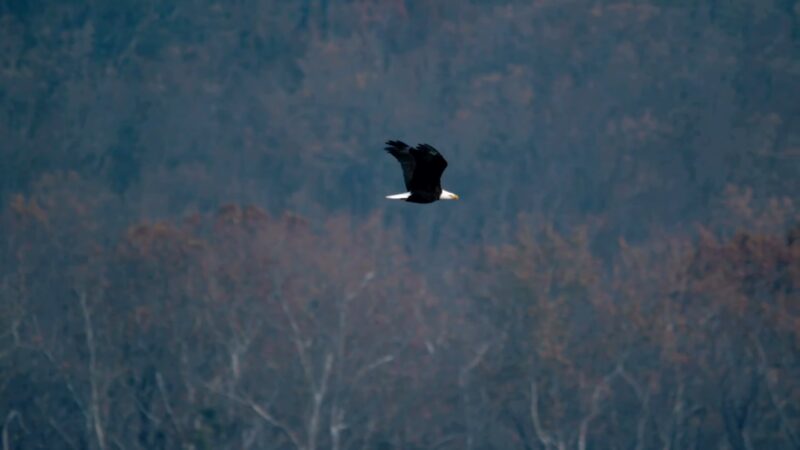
[1,0,797,244]
[1,173,797,449]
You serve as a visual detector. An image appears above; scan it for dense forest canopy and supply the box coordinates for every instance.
[1,1,798,449]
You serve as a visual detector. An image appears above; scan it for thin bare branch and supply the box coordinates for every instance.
[156,372,183,446]
[78,290,106,450]
[460,343,491,450]
[353,354,395,384]
[459,342,490,387]
[620,366,650,450]
[329,406,345,450]
[308,352,334,450]
[204,384,304,450]
[32,345,89,426]
[249,401,305,450]
[752,334,800,449]
[274,276,316,393]
[3,410,26,450]
[530,380,556,450]
[46,416,79,450]
[578,367,618,450]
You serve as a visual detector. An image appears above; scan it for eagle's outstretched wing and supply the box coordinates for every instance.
[408,143,448,193]
[385,140,415,191]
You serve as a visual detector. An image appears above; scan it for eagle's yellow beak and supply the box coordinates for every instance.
[441,190,459,200]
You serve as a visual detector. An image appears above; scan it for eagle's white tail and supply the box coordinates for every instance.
[385,192,411,200]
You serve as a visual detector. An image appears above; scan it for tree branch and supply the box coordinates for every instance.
[46,416,79,450]
[530,380,556,450]
[459,343,490,387]
[616,364,650,450]
[460,343,491,450]
[3,410,26,450]
[249,400,305,450]
[752,334,800,449]
[578,366,618,450]
[308,352,333,450]
[205,384,304,450]
[353,354,395,384]
[275,277,316,394]
[156,372,183,446]
[78,290,106,450]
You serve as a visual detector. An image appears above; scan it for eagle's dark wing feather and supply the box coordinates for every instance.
[408,144,448,193]
[384,140,415,190]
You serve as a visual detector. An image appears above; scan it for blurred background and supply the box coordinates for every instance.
[1,1,798,449]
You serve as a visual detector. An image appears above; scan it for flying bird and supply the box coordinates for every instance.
[384,140,459,204]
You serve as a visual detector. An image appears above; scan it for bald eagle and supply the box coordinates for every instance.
[384,140,459,204]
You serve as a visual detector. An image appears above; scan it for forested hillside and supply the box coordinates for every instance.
[1,1,798,449]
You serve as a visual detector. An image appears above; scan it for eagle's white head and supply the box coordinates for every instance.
[440,190,460,200]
